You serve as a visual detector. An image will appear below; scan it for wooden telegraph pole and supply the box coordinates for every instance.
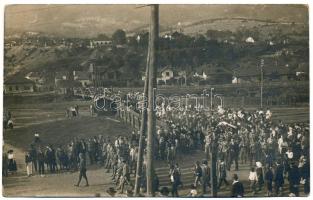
[146,4,159,197]
[134,31,151,197]
[211,129,218,197]
[260,59,264,109]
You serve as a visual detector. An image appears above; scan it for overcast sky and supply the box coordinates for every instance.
[5,4,308,37]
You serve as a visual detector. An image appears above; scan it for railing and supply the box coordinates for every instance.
[116,107,142,130]
[116,104,166,130]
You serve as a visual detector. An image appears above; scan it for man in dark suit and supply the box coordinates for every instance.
[231,174,244,197]
[274,161,284,196]
[30,144,37,172]
[288,163,300,196]
[229,138,240,171]
[169,164,180,197]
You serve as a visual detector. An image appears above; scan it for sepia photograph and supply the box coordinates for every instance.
[2,3,310,197]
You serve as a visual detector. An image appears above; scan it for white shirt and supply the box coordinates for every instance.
[278,137,284,147]
[249,171,258,181]
[286,151,293,159]
[8,153,14,159]
[266,110,272,119]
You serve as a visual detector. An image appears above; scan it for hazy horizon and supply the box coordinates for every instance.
[5,4,309,38]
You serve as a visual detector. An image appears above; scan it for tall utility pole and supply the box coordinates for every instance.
[260,59,264,109]
[134,36,150,196]
[211,129,218,197]
[210,88,214,110]
[146,4,159,197]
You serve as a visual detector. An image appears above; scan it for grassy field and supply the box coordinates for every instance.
[3,115,131,151]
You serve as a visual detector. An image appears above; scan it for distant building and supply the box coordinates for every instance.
[232,76,251,84]
[88,64,123,87]
[4,76,35,94]
[26,72,47,92]
[232,76,241,84]
[73,71,92,87]
[269,41,275,46]
[157,66,174,84]
[26,72,45,84]
[195,64,233,85]
[154,66,187,85]
[295,63,309,80]
[245,37,255,43]
[55,71,69,86]
[88,40,112,48]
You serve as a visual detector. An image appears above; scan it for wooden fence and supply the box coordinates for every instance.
[116,107,142,130]
[116,105,165,130]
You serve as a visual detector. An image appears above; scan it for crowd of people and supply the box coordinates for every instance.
[3,88,310,197]
[113,90,310,197]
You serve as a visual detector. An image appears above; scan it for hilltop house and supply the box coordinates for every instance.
[152,66,187,85]
[4,76,35,94]
[157,66,174,84]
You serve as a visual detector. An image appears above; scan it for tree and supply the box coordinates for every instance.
[123,52,142,79]
[112,29,127,45]
[97,33,110,41]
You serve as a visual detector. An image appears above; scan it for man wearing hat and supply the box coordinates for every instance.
[34,133,41,144]
[231,174,244,197]
[218,158,229,189]
[274,161,284,196]
[201,159,210,194]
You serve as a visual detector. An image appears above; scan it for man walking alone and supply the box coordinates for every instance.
[75,153,89,187]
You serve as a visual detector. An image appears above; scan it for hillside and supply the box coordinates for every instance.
[175,18,307,37]
[4,45,92,78]
[4,16,309,85]
[5,5,308,38]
